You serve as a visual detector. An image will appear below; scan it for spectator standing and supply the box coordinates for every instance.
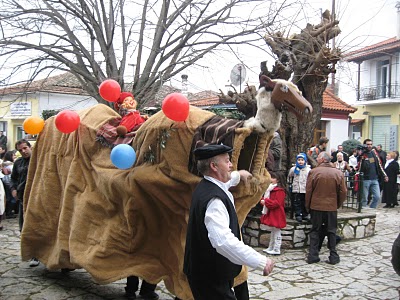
[0,145,5,162]
[183,144,274,299]
[376,144,387,166]
[287,153,311,223]
[10,139,39,267]
[305,152,347,265]
[2,150,17,218]
[382,152,400,208]
[260,171,287,255]
[269,132,282,172]
[334,153,351,173]
[356,139,388,208]
[310,137,329,161]
[348,149,358,170]
[0,180,5,230]
[0,131,7,150]
[331,145,349,163]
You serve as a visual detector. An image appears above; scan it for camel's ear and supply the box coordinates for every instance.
[259,75,276,91]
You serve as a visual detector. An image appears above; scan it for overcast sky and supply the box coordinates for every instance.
[182,0,398,93]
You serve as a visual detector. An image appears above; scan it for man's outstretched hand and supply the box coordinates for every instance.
[263,258,274,276]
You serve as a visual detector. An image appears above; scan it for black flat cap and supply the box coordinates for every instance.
[194,144,233,160]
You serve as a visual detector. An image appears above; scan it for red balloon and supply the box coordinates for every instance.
[162,93,190,122]
[55,110,81,133]
[99,79,121,102]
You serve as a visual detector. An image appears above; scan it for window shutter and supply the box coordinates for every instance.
[371,116,391,150]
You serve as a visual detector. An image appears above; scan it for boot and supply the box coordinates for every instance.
[263,231,275,253]
[266,234,281,255]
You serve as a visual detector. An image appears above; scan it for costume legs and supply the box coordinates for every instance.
[126,276,157,297]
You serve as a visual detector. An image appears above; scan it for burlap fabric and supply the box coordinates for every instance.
[21,104,272,299]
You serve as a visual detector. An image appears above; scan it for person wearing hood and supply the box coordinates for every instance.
[287,153,311,223]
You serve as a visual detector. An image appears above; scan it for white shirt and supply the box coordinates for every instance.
[203,171,267,272]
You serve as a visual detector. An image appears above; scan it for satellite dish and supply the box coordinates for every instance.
[230,64,246,87]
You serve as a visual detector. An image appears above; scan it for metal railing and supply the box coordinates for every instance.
[359,85,400,101]
[286,172,365,215]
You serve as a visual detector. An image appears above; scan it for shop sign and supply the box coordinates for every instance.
[10,102,32,116]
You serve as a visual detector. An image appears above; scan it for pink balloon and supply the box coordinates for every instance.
[162,93,190,121]
[99,79,121,102]
[55,110,80,133]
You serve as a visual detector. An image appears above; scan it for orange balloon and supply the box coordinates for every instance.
[23,116,45,135]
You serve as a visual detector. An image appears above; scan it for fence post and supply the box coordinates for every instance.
[357,172,364,213]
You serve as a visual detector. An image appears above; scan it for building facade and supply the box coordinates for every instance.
[339,3,400,151]
[0,73,97,149]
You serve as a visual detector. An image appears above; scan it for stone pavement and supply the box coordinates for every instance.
[1,205,400,300]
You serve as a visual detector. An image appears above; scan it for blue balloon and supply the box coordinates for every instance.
[110,144,136,169]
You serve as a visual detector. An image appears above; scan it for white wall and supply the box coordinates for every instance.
[38,92,98,113]
[323,118,350,152]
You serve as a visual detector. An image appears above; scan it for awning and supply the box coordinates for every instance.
[350,119,365,125]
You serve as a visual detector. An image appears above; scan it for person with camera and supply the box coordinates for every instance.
[356,139,388,209]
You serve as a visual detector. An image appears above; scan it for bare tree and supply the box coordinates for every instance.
[0,0,294,107]
[220,9,340,171]
[261,9,341,171]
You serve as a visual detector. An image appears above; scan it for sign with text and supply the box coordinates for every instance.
[389,125,398,151]
[10,102,32,116]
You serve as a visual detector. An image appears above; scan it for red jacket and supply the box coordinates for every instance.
[260,187,287,229]
[120,110,146,132]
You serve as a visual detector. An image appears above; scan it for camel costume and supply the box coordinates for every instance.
[21,76,311,299]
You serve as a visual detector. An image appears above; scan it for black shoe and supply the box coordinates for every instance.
[61,268,75,273]
[325,259,340,265]
[383,205,390,208]
[306,258,320,264]
[125,287,136,299]
[296,216,302,223]
[138,291,159,300]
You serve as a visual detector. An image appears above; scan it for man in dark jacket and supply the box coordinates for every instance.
[305,152,347,265]
[10,139,39,267]
[184,144,274,299]
[357,139,388,208]
[331,145,349,163]
[11,139,32,231]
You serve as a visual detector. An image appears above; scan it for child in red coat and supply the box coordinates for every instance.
[260,171,287,255]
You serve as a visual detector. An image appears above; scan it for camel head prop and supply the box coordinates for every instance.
[244,75,312,134]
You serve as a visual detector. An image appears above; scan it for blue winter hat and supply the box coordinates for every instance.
[296,153,307,162]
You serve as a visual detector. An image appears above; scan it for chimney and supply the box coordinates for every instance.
[181,74,188,96]
[397,2,400,39]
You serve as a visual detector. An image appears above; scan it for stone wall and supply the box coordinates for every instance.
[242,211,376,248]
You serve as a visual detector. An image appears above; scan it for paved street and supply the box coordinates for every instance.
[1,206,400,299]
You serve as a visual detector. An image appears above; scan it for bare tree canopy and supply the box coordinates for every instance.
[218,9,341,172]
[262,9,341,170]
[0,0,297,107]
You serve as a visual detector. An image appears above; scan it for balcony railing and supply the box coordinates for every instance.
[358,85,400,101]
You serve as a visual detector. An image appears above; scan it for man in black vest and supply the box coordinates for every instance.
[184,144,274,299]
